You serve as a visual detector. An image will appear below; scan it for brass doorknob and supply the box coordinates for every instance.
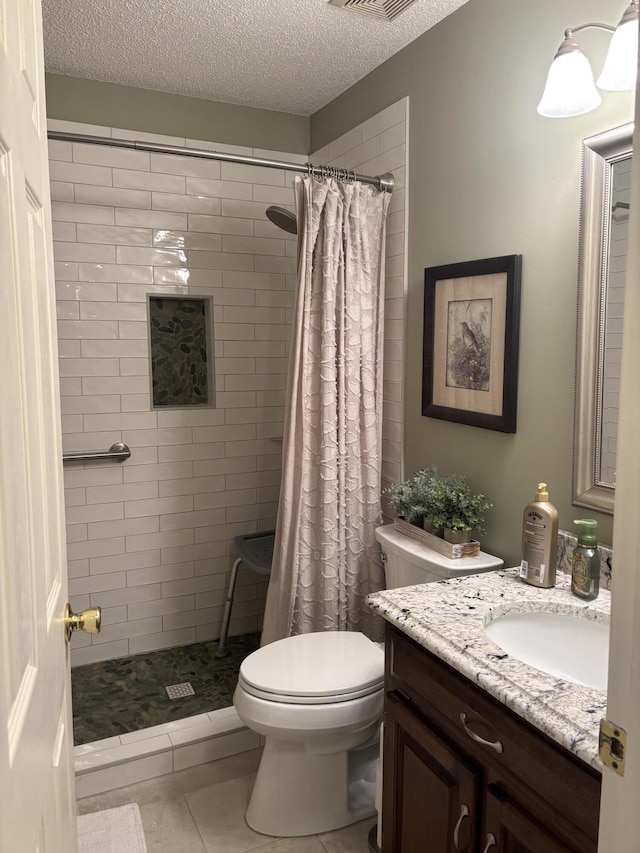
[64,603,101,644]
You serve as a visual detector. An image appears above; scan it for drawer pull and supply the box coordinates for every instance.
[460,712,504,753]
[453,803,469,852]
[482,833,497,852]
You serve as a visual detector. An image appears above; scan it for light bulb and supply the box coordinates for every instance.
[597,15,639,90]
[537,45,602,117]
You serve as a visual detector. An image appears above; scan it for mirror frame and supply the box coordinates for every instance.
[573,121,634,516]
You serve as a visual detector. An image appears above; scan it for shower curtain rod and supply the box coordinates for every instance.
[47,131,395,193]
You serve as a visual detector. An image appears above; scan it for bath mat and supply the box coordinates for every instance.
[77,803,147,853]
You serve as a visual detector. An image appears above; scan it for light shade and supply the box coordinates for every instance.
[537,46,602,117]
[597,16,639,90]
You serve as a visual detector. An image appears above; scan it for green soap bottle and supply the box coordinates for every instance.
[571,519,600,601]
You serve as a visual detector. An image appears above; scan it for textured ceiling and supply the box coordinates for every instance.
[42,0,468,115]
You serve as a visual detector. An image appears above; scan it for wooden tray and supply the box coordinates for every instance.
[393,517,480,559]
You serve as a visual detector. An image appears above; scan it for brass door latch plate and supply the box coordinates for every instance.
[599,718,626,776]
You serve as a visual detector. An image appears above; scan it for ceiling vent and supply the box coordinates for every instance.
[328,0,421,22]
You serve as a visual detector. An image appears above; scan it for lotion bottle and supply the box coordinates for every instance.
[571,519,600,601]
[519,483,559,588]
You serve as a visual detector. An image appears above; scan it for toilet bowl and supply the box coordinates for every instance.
[234,524,504,837]
[233,631,384,836]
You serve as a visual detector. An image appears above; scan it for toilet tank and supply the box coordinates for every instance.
[375,524,504,588]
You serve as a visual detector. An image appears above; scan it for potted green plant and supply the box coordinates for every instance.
[384,467,435,527]
[385,467,492,545]
[439,472,492,544]
[385,466,446,532]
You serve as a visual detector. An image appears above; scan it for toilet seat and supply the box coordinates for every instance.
[238,631,384,705]
[237,673,382,704]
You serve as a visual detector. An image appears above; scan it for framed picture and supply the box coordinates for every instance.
[422,255,522,433]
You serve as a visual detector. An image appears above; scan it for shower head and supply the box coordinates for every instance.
[266,205,297,235]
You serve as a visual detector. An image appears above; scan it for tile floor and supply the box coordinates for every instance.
[72,632,261,744]
[77,748,376,853]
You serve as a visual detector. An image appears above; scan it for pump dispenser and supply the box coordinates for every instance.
[571,519,600,601]
[520,483,559,588]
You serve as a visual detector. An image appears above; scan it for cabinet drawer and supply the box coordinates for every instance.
[386,625,600,846]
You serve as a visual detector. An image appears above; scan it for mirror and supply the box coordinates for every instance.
[574,122,634,515]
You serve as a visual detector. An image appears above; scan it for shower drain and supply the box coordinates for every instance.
[165,682,195,700]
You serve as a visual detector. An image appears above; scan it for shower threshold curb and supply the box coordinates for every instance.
[74,706,259,798]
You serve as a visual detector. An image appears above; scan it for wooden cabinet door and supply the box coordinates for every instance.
[383,692,481,853]
[482,785,581,853]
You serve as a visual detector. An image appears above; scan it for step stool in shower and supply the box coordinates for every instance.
[215,529,275,658]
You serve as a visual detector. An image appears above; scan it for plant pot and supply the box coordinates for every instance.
[423,519,444,538]
[443,528,472,544]
[398,515,426,529]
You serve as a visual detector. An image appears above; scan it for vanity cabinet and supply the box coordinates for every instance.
[382,625,601,853]
[384,692,481,851]
[482,785,573,853]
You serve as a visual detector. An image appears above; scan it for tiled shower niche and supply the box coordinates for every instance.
[149,295,213,407]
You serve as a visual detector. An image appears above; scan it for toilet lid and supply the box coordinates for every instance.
[239,631,384,703]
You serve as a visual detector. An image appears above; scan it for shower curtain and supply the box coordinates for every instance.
[261,176,391,644]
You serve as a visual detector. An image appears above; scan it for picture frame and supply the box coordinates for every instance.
[422,254,522,433]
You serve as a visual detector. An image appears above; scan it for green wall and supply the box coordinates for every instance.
[312,0,634,563]
[45,74,309,154]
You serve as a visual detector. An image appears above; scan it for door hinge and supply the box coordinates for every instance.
[599,718,627,776]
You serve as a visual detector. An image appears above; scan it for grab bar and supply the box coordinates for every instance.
[62,442,131,464]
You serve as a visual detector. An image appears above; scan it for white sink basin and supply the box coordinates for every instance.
[485,611,609,690]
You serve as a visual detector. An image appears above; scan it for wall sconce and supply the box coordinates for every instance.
[537,0,639,117]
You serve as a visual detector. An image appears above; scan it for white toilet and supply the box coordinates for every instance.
[233,523,504,837]
[375,523,504,587]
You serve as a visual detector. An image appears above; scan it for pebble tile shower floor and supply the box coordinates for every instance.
[72,633,261,745]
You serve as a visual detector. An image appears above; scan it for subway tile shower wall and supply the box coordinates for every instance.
[50,103,407,665]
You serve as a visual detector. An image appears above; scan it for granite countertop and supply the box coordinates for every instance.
[367,569,610,771]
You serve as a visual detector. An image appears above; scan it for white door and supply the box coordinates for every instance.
[0,1,77,851]
[597,54,640,853]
